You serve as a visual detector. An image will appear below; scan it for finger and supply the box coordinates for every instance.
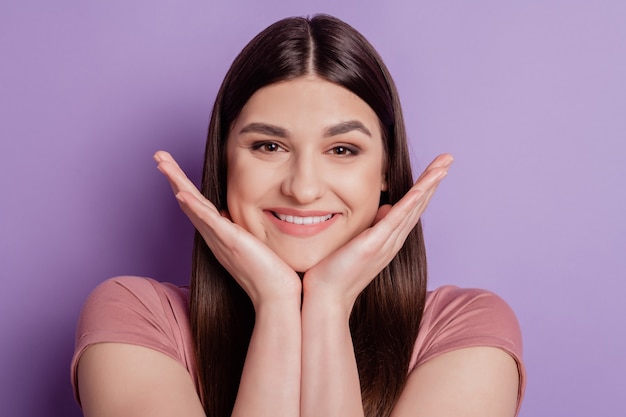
[371,164,448,249]
[154,151,187,186]
[154,151,194,188]
[154,152,216,212]
[402,187,437,234]
[402,169,447,226]
[403,166,449,209]
[429,153,454,168]
[154,152,199,194]
[414,157,451,188]
[175,192,246,279]
[415,153,454,181]
[157,160,199,196]
[385,166,447,225]
[153,150,170,163]
[153,150,182,168]
[175,191,225,234]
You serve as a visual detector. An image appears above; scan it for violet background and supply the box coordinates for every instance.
[1,1,625,416]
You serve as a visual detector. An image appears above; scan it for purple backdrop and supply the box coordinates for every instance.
[1,1,625,416]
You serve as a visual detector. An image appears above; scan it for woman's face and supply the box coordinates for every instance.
[226,76,387,272]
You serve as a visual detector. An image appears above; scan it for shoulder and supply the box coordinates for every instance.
[74,276,190,344]
[71,276,195,401]
[78,276,189,315]
[409,285,525,413]
[413,285,523,365]
[83,275,188,300]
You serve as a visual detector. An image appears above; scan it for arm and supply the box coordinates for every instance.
[78,343,206,417]
[76,152,303,417]
[76,299,301,417]
[300,154,453,417]
[300,291,363,417]
[231,297,301,417]
[156,151,302,417]
[390,347,519,417]
[301,287,520,417]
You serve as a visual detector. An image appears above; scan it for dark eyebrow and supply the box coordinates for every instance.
[239,123,288,138]
[324,120,372,138]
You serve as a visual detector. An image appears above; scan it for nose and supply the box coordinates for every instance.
[280,154,325,204]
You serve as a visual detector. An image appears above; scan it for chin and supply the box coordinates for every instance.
[281,252,326,274]
[288,261,319,275]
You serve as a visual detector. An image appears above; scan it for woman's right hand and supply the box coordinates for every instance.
[154,151,301,309]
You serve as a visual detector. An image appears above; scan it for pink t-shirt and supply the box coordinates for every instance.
[71,276,526,414]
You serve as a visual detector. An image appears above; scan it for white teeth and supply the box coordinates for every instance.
[276,213,333,224]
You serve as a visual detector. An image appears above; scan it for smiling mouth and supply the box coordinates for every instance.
[273,212,334,225]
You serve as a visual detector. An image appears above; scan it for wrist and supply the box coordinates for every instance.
[246,274,302,312]
[302,272,357,317]
[302,283,353,323]
[253,291,302,315]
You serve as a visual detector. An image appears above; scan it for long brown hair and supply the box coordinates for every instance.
[191,14,427,417]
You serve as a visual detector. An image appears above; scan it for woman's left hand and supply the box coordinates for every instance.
[302,153,453,309]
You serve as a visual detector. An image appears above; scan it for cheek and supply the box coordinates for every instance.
[225,159,276,233]
[225,161,253,219]
[341,165,385,214]
[226,181,261,238]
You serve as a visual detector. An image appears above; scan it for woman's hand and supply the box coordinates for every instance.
[154,151,301,308]
[302,153,453,309]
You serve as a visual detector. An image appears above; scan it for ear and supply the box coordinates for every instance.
[381,175,388,192]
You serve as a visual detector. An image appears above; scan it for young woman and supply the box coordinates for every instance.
[72,14,525,417]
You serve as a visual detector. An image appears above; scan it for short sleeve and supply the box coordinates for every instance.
[411,286,526,415]
[70,276,196,405]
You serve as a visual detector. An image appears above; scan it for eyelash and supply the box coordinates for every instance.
[328,145,359,156]
[250,141,359,156]
[250,141,285,152]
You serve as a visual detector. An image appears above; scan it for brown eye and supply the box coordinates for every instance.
[330,146,358,156]
[251,141,284,152]
[263,143,279,152]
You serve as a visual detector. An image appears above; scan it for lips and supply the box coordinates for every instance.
[265,209,339,237]
[274,212,333,225]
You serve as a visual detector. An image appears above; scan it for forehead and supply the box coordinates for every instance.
[231,76,382,137]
